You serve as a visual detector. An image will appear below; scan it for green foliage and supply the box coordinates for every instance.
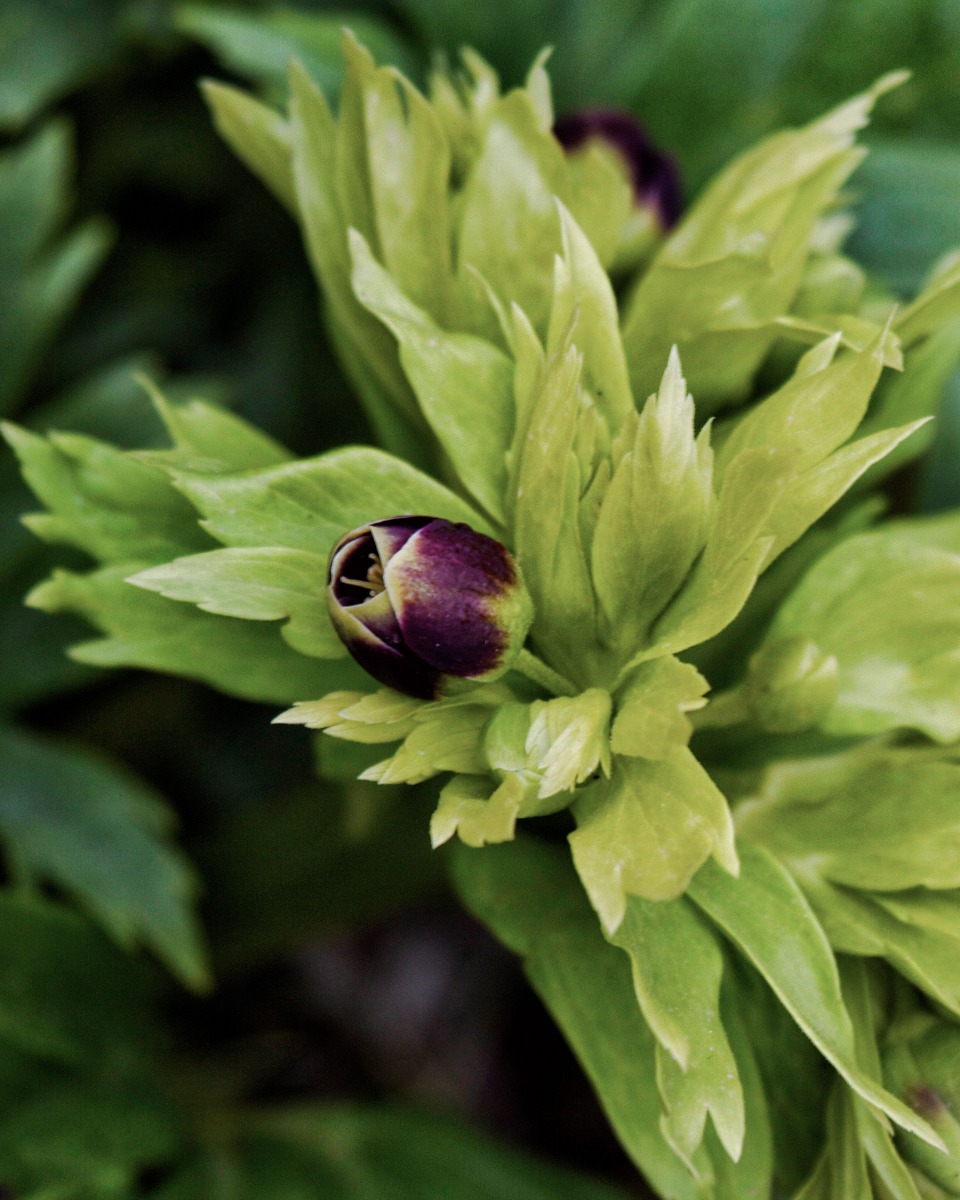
[0,124,111,416]
[9,11,960,1199]
[0,725,208,989]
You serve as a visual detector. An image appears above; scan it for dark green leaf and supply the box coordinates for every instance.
[0,725,208,989]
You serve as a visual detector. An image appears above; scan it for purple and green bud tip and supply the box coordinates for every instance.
[327,516,534,700]
[554,109,682,231]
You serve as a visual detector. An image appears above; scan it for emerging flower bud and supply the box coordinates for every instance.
[327,516,534,700]
[553,108,683,232]
[884,1018,960,1195]
[744,636,839,734]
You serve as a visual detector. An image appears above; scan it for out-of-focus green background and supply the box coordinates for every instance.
[1,2,959,1194]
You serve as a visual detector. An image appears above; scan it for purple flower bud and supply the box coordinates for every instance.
[554,109,682,231]
[328,516,534,700]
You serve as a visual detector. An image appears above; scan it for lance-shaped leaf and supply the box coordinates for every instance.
[274,688,423,743]
[128,547,342,659]
[736,749,960,893]
[841,958,926,1200]
[343,39,454,318]
[454,85,568,336]
[854,320,960,488]
[687,842,941,1149]
[621,74,905,412]
[0,123,111,417]
[636,446,791,664]
[286,60,426,463]
[802,878,960,1020]
[163,446,490,559]
[358,705,491,785]
[714,330,889,481]
[350,231,513,524]
[896,249,960,347]
[569,750,738,932]
[767,525,960,742]
[591,348,713,652]
[512,343,600,669]
[610,896,745,1167]
[27,563,361,705]
[201,80,296,211]
[3,423,211,565]
[546,203,633,426]
[791,1081,872,1200]
[452,838,704,1199]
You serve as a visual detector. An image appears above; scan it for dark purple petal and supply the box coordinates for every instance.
[330,532,378,606]
[327,595,441,699]
[369,515,434,564]
[384,520,517,678]
[554,109,682,229]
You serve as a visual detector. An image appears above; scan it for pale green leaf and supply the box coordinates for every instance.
[455,87,567,336]
[688,843,941,1148]
[768,527,960,741]
[841,958,925,1200]
[610,657,709,760]
[736,749,960,892]
[27,563,362,705]
[0,726,208,990]
[202,80,295,210]
[144,386,292,472]
[640,446,791,662]
[274,688,422,743]
[803,879,960,1020]
[128,546,341,659]
[592,349,714,652]
[430,774,521,848]
[525,688,612,799]
[452,839,702,1199]
[547,203,632,425]
[897,250,960,347]
[512,344,599,666]
[4,422,211,564]
[791,1083,872,1200]
[710,986,774,1200]
[165,446,490,559]
[854,320,960,487]
[760,420,927,565]
[287,61,426,462]
[610,896,745,1165]
[359,704,490,785]
[714,331,888,479]
[569,750,737,932]
[350,230,513,523]
[353,60,454,318]
[622,76,904,410]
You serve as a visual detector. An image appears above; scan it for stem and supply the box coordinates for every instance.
[515,649,579,697]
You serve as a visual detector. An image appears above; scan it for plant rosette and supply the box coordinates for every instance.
[11,37,960,1200]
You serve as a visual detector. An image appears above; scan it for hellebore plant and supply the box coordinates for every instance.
[11,32,960,1200]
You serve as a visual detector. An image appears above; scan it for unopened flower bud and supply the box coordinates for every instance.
[554,108,682,268]
[327,516,533,700]
[884,1019,960,1195]
[745,636,839,734]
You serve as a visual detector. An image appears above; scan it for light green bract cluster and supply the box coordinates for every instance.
[10,35,960,1200]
